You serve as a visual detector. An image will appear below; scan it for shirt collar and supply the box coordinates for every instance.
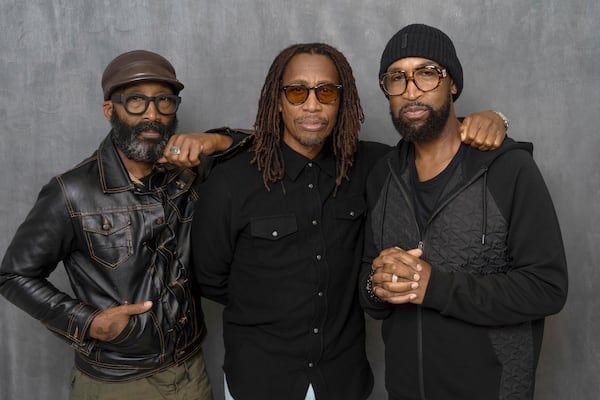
[281,140,336,181]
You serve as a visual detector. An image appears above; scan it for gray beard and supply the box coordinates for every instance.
[109,112,178,162]
[391,96,451,143]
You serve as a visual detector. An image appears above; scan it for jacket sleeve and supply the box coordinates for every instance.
[358,152,395,319]
[205,127,254,160]
[0,178,99,353]
[423,149,568,326]
[359,226,394,320]
[191,163,235,305]
[194,127,254,182]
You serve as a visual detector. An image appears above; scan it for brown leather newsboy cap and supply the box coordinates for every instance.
[101,50,184,100]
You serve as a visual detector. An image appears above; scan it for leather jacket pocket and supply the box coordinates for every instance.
[100,312,163,356]
[82,212,133,269]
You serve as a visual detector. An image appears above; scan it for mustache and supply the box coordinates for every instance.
[397,101,433,114]
[294,116,328,123]
[294,117,329,130]
[130,121,170,137]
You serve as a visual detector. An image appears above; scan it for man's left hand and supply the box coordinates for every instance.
[460,110,506,151]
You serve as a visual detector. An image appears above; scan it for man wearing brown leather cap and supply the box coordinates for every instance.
[0,49,245,399]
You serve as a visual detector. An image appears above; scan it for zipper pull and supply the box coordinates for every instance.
[418,240,424,251]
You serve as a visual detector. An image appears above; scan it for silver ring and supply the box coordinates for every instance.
[169,145,181,155]
[391,274,398,283]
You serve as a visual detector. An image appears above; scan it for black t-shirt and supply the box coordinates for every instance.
[409,144,466,232]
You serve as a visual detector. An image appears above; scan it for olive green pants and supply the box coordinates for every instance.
[69,352,213,400]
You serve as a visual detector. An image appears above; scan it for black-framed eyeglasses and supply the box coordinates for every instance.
[379,65,447,96]
[110,93,181,116]
[281,83,342,105]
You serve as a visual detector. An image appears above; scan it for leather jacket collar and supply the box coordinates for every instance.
[97,132,195,194]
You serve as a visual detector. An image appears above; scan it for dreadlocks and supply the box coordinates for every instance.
[252,43,364,191]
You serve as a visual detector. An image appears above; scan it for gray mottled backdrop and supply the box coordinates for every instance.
[1,1,598,399]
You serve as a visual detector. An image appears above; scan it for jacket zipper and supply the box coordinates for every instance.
[387,161,429,399]
[386,159,489,400]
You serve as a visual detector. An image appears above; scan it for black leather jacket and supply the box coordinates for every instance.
[0,132,246,381]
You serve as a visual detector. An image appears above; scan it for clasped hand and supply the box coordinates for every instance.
[371,247,431,304]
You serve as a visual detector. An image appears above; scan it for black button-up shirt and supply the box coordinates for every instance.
[192,139,390,400]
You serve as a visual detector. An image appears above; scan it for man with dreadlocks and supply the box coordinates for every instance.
[190,42,507,400]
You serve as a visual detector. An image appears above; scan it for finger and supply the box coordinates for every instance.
[121,301,153,316]
[164,134,182,153]
[382,280,419,292]
[162,140,182,160]
[378,245,408,257]
[377,265,420,281]
[379,248,422,273]
[406,248,423,258]
[459,117,475,144]
[458,124,468,143]
[376,289,417,304]
[373,271,403,284]
[186,140,205,166]
[492,127,506,149]
[176,143,191,164]
[374,268,420,283]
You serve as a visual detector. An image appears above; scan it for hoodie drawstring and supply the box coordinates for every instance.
[481,168,488,245]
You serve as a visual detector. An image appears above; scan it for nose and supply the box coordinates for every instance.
[302,89,322,111]
[403,78,422,100]
[142,99,160,121]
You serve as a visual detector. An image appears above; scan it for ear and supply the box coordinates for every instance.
[450,79,458,96]
[103,100,113,121]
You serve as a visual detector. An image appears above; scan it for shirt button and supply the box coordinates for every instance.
[317,291,324,297]
[271,231,278,238]
[316,254,322,261]
[308,362,314,368]
[313,328,319,334]
[156,218,163,225]
[308,183,314,189]
[349,211,355,217]
[312,220,318,226]
[308,162,313,167]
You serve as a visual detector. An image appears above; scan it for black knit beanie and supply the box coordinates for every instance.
[379,24,463,100]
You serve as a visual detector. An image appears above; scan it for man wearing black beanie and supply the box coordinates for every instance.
[359,24,568,399]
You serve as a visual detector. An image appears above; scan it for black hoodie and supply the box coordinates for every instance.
[359,137,568,400]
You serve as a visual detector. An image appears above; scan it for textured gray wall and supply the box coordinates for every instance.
[1,1,598,399]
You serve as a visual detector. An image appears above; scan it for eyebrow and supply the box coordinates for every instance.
[282,80,340,86]
[388,61,442,73]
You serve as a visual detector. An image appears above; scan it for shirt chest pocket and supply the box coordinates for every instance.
[329,195,367,249]
[333,196,366,221]
[242,214,299,266]
[82,212,133,269]
[250,214,298,241]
